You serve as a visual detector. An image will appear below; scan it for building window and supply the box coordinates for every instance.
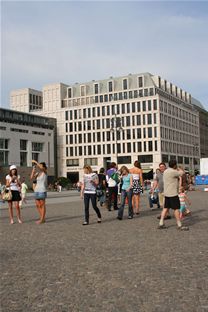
[108,81,113,92]
[94,83,99,94]
[32,153,39,162]
[117,156,131,164]
[137,115,141,126]
[162,154,169,163]
[138,154,153,163]
[123,79,128,90]
[68,88,72,98]
[178,156,183,163]
[144,89,148,97]
[148,141,153,152]
[147,114,152,124]
[184,157,189,164]
[148,100,151,111]
[127,143,131,153]
[32,142,43,152]
[138,76,143,88]
[142,101,146,111]
[84,158,98,166]
[80,85,85,96]
[155,141,157,151]
[0,138,9,150]
[137,128,141,139]
[148,128,152,138]
[20,140,27,151]
[138,142,142,152]
[143,142,146,152]
[20,152,27,166]
[66,159,79,167]
[0,150,9,166]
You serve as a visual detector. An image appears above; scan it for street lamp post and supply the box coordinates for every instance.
[110,115,123,164]
[193,143,199,176]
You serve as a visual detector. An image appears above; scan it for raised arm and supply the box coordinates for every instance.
[32,160,47,173]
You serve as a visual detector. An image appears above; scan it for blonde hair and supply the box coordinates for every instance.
[83,165,92,174]
[120,166,129,175]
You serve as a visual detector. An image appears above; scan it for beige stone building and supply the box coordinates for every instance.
[10,72,203,182]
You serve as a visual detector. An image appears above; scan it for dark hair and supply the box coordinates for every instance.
[110,162,117,169]
[40,162,47,169]
[169,159,177,168]
[134,160,141,169]
[159,162,166,167]
[9,169,17,177]
[99,167,105,174]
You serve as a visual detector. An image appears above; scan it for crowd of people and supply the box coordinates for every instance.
[80,160,191,230]
[1,159,192,230]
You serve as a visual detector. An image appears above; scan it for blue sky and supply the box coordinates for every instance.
[1,1,208,110]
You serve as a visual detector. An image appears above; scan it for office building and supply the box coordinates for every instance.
[0,108,56,184]
[10,72,205,182]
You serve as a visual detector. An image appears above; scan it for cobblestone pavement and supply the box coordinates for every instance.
[1,190,208,312]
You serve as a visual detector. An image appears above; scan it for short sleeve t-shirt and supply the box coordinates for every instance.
[163,168,183,197]
[122,174,132,191]
[6,175,19,191]
[83,173,98,194]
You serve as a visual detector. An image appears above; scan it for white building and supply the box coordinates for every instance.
[0,108,56,184]
[10,72,202,182]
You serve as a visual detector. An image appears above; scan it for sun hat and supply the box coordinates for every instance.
[10,165,17,171]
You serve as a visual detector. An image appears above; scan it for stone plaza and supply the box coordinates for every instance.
[1,189,208,312]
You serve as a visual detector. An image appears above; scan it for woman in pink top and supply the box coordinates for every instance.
[129,161,143,215]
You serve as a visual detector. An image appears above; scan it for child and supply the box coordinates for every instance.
[179,186,191,219]
[148,188,160,210]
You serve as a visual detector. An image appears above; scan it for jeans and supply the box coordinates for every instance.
[99,191,106,206]
[84,193,101,223]
[118,189,133,219]
[107,186,118,210]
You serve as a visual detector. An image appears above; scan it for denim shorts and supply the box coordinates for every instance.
[34,192,47,200]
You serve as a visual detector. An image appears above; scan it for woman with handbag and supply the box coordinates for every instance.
[5,165,22,224]
[30,160,48,224]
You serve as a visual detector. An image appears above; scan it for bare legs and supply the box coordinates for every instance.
[8,201,22,224]
[159,208,181,227]
[132,194,140,214]
[35,199,46,224]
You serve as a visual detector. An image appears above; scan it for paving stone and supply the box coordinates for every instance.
[0,190,208,312]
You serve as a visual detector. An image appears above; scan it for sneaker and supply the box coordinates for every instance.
[82,221,89,225]
[158,224,167,229]
[117,216,122,220]
[128,216,133,219]
[178,225,189,231]
[97,218,102,223]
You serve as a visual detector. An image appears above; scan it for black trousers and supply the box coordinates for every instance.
[107,186,118,210]
[84,193,101,222]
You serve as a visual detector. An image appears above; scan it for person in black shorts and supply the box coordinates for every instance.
[158,160,189,231]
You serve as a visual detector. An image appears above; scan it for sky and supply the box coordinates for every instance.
[1,1,208,110]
